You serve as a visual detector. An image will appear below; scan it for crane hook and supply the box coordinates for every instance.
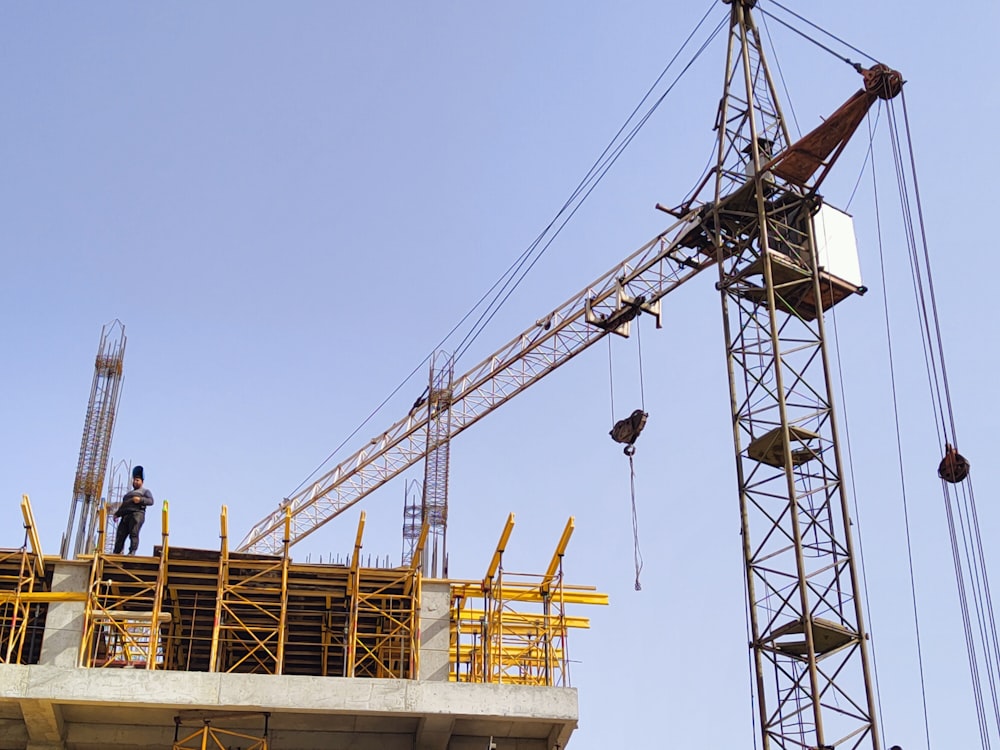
[610,409,648,455]
[938,443,970,484]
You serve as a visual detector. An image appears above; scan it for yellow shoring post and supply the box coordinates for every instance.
[541,517,574,595]
[483,514,513,684]
[209,506,228,672]
[146,500,169,669]
[94,502,108,555]
[276,507,291,675]
[346,511,365,678]
[2,497,40,664]
[20,496,44,578]
[2,550,27,663]
[79,505,110,668]
[483,513,514,586]
[409,522,430,575]
[406,522,429,680]
[541,517,574,686]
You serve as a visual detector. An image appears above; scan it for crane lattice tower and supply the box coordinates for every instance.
[706,2,897,747]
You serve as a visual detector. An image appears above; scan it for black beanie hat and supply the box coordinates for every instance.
[132,465,144,481]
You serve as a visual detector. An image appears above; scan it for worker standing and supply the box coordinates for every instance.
[113,465,154,555]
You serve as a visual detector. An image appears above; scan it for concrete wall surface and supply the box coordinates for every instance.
[0,663,578,750]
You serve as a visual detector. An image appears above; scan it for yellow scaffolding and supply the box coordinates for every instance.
[451,515,607,686]
[209,506,291,674]
[346,513,424,678]
[172,712,269,750]
[4,501,601,683]
[0,496,48,664]
[80,502,170,669]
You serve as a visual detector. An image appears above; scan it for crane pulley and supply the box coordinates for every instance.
[609,409,648,456]
[938,443,970,484]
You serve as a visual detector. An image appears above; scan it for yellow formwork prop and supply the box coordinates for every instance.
[451,515,607,686]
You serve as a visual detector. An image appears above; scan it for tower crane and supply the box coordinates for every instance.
[240,2,906,748]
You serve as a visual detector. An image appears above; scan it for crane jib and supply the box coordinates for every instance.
[237,65,900,555]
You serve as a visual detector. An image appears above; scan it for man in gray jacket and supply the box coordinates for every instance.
[113,465,154,555]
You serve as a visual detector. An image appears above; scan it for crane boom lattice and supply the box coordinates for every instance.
[238,215,714,553]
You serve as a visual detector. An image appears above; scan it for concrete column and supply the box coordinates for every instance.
[418,580,451,681]
[38,562,89,668]
[21,698,65,750]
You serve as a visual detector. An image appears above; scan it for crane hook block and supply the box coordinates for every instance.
[938,443,970,484]
[610,409,648,454]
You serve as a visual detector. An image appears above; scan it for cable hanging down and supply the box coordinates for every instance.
[607,319,650,592]
[883,86,998,748]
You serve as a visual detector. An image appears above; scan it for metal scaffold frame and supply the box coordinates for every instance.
[80,503,170,669]
[172,712,270,750]
[210,506,291,674]
[6,500,602,685]
[451,515,607,686]
[346,512,423,679]
[0,497,48,665]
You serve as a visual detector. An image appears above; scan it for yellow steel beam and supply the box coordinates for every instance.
[350,511,366,576]
[161,500,170,547]
[0,592,87,604]
[410,522,429,573]
[455,611,591,630]
[451,583,607,606]
[542,516,574,589]
[95,502,108,554]
[20,495,44,577]
[484,513,515,583]
[220,505,229,557]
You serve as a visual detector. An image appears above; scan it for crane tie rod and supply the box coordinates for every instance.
[759,3,879,71]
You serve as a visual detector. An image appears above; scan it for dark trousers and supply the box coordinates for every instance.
[113,511,145,554]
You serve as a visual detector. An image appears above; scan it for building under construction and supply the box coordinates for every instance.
[4,2,996,749]
[0,498,604,749]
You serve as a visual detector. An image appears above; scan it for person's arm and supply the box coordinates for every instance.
[141,489,154,507]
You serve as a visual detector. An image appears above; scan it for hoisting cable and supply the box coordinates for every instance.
[887,89,1000,747]
[284,4,724,498]
[760,1,879,69]
[448,6,726,368]
[863,104,934,748]
[606,329,649,591]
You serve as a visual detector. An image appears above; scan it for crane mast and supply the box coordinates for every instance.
[709,2,899,747]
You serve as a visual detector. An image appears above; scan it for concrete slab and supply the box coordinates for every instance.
[0,664,579,750]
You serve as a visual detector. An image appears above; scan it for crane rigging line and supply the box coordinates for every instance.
[449,6,725,368]
[884,90,1000,747]
[286,3,725,495]
[759,1,879,69]
[864,105,934,749]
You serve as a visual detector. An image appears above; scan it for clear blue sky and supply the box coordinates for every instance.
[1,2,997,748]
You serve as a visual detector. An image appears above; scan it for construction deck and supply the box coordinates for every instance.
[0,499,605,750]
